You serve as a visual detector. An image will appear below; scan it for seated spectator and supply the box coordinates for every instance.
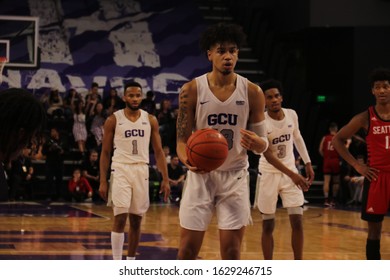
[345,155,365,205]
[68,168,93,202]
[167,154,186,204]
[7,147,35,200]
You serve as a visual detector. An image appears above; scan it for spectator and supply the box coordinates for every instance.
[140,90,156,115]
[68,168,93,202]
[8,147,36,200]
[42,127,66,201]
[46,88,64,119]
[167,154,186,204]
[81,149,100,203]
[103,88,124,116]
[156,99,174,147]
[90,102,106,150]
[72,100,88,156]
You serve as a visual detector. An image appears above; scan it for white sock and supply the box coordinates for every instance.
[111,232,125,260]
[126,256,136,260]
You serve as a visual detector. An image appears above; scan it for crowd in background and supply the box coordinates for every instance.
[5,83,179,203]
[5,84,369,207]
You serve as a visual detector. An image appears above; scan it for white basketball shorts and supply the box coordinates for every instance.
[179,169,251,231]
[108,162,149,216]
[256,171,304,214]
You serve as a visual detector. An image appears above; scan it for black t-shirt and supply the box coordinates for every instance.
[168,164,185,180]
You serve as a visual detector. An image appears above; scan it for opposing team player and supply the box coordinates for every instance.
[332,68,390,259]
[256,79,314,260]
[176,22,268,260]
[99,81,170,260]
[318,122,341,206]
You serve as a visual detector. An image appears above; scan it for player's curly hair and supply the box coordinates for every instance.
[370,67,390,86]
[0,88,46,162]
[199,22,246,53]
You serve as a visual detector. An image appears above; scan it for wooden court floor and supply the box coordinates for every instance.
[0,201,389,260]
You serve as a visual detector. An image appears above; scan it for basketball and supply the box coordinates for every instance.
[186,128,228,172]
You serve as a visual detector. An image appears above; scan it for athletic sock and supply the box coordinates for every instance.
[111,232,125,260]
[366,239,381,260]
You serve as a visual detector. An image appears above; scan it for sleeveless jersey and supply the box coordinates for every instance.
[112,109,151,164]
[195,73,250,171]
[366,106,390,172]
[260,108,299,173]
[322,134,339,159]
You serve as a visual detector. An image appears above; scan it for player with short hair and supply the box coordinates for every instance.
[256,79,314,260]
[99,81,170,260]
[176,22,268,260]
[332,68,390,260]
[318,122,341,206]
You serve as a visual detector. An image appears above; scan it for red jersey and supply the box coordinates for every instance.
[366,106,390,172]
[322,134,339,159]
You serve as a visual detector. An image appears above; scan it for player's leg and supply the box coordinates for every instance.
[219,227,245,260]
[361,177,384,259]
[112,212,128,260]
[366,221,382,260]
[257,172,280,260]
[178,171,214,259]
[261,215,275,260]
[281,174,305,259]
[127,164,150,259]
[323,174,331,205]
[287,208,304,260]
[127,214,143,259]
[177,228,205,259]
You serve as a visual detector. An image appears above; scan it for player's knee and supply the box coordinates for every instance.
[287,206,303,216]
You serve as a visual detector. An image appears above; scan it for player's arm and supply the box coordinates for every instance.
[99,114,115,201]
[262,148,310,191]
[240,82,268,154]
[149,114,170,202]
[291,110,314,184]
[332,111,378,181]
[176,80,198,171]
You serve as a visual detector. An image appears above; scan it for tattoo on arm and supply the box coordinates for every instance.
[177,89,189,140]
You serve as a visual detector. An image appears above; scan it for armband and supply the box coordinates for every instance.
[249,121,269,154]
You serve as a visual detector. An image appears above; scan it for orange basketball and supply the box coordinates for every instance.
[186,128,228,172]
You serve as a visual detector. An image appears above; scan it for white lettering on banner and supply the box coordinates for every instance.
[1,69,189,94]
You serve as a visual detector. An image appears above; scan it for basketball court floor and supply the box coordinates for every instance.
[0,200,389,260]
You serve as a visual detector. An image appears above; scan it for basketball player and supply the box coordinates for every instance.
[318,122,341,206]
[332,68,390,260]
[99,81,170,260]
[256,79,314,260]
[0,88,46,199]
[176,22,268,260]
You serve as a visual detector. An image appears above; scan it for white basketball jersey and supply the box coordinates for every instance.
[195,73,250,171]
[112,109,151,164]
[259,108,299,173]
